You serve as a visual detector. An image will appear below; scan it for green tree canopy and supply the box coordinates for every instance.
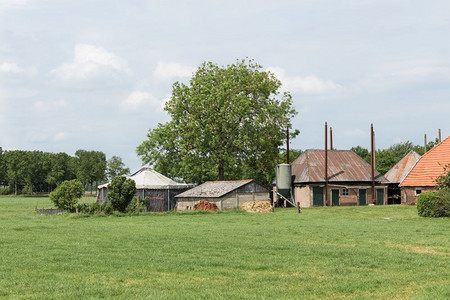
[107,176,136,212]
[137,59,297,185]
[75,150,106,193]
[106,156,130,181]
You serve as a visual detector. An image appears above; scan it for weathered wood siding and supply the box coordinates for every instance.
[176,182,269,211]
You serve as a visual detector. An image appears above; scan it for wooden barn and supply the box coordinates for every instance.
[384,151,421,204]
[285,150,389,207]
[175,180,269,211]
[399,136,450,204]
[97,168,194,212]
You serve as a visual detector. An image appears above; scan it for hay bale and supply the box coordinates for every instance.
[240,200,273,213]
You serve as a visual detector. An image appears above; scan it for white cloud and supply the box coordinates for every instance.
[121,91,165,111]
[34,100,68,112]
[0,62,23,73]
[153,61,195,80]
[267,67,342,94]
[54,132,68,141]
[355,59,450,93]
[50,44,131,81]
[0,0,27,13]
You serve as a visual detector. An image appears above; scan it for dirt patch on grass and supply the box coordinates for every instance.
[386,243,448,256]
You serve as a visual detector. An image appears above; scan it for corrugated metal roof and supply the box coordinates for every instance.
[291,150,388,183]
[384,151,421,183]
[400,136,450,187]
[98,167,192,189]
[175,179,253,198]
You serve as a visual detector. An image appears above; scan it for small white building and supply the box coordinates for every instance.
[97,167,193,211]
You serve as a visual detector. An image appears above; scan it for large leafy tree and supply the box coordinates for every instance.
[0,147,6,185]
[46,152,77,191]
[75,150,106,193]
[137,59,298,185]
[106,156,130,181]
[4,150,29,195]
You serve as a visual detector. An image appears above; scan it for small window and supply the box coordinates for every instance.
[415,189,422,196]
[342,188,349,196]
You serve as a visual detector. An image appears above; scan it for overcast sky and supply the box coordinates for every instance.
[1,0,449,172]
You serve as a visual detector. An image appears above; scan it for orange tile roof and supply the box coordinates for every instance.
[400,136,450,187]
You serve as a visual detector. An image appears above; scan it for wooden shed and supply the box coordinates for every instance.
[175,180,269,211]
[284,150,389,207]
[97,167,194,212]
[384,151,421,204]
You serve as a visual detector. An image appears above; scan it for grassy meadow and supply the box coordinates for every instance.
[0,196,449,299]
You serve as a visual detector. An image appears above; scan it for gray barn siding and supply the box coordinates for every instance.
[176,181,269,211]
[98,187,190,212]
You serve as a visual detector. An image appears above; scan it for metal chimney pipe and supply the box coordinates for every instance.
[424,133,427,153]
[371,124,375,201]
[330,127,333,150]
[286,127,290,164]
[439,128,442,143]
[325,122,328,207]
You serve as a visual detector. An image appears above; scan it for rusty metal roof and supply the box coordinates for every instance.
[291,150,388,183]
[400,135,450,187]
[175,179,254,198]
[384,151,421,183]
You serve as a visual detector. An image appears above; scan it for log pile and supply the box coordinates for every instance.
[240,201,273,213]
[194,200,219,211]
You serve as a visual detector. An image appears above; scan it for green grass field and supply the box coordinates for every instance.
[1,197,449,299]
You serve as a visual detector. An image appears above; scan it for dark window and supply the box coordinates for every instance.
[342,188,349,196]
[415,189,422,196]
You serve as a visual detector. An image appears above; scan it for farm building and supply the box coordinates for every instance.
[97,167,194,212]
[282,150,389,207]
[175,180,269,211]
[399,136,450,204]
[384,151,421,204]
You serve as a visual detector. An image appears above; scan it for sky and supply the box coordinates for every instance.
[1,0,449,172]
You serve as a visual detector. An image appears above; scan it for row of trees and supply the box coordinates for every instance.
[0,147,130,195]
[351,139,440,174]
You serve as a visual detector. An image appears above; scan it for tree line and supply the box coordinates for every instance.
[351,139,439,175]
[0,148,129,195]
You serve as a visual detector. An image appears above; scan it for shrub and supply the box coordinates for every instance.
[107,176,136,212]
[50,179,84,211]
[126,196,146,213]
[0,186,10,195]
[101,203,114,215]
[417,190,450,217]
[433,190,450,217]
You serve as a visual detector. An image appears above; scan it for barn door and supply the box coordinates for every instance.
[331,189,339,206]
[312,187,324,206]
[358,189,366,206]
[376,189,385,205]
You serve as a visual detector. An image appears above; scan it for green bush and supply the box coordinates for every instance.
[126,196,146,213]
[107,176,136,213]
[101,203,114,215]
[50,179,83,211]
[417,190,450,217]
[0,186,11,195]
[76,202,114,215]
